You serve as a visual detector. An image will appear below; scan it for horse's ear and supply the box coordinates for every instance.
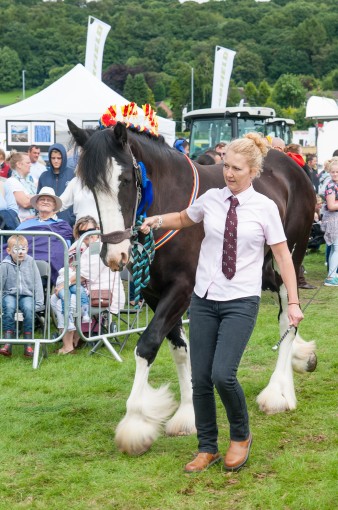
[67,119,91,147]
[114,121,128,147]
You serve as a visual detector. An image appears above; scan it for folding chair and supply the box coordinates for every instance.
[89,269,144,355]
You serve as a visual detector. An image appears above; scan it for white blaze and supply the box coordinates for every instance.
[96,158,131,268]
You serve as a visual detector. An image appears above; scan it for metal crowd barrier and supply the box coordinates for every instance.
[0,229,187,368]
[0,230,70,369]
[74,231,151,362]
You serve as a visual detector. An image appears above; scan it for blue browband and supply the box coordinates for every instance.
[136,161,153,217]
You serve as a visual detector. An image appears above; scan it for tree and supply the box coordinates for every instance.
[170,78,186,123]
[233,49,264,85]
[227,80,241,107]
[0,46,22,91]
[292,17,327,61]
[123,74,136,102]
[153,81,166,102]
[257,81,271,105]
[272,74,306,108]
[123,74,154,107]
[244,82,258,106]
[156,106,168,119]
[39,64,73,90]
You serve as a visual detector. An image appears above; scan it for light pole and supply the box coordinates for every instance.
[22,70,26,100]
[191,67,194,111]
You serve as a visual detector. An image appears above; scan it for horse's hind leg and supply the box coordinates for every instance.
[165,322,196,437]
[257,284,316,414]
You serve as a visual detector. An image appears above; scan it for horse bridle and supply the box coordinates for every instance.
[99,147,142,245]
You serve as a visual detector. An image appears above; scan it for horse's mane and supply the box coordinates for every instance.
[126,126,172,160]
[76,124,190,200]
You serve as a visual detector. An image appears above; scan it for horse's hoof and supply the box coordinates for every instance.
[306,352,317,372]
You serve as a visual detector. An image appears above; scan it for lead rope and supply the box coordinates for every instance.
[130,215,155,308]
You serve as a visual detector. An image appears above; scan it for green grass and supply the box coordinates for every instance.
[0,247,337,510]
[0,88,39,106]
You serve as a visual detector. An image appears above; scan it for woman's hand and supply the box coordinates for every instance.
[288,303,304,327]
[139,216,162,234]
[54,284,64,296]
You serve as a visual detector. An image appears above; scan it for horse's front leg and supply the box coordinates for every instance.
[115,288,193,455]
[165,321,196,437]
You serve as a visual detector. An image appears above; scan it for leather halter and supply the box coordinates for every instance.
[100,147,141,245]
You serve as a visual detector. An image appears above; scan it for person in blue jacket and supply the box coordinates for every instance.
[37,143,75,227]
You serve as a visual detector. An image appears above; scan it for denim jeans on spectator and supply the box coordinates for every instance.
[328,238,338,277]
[58,284,88,313]
[189,292,260,453]
[2,294,34,333]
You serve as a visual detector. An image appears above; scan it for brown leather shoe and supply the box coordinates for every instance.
[224,434,252,471]
[184,452,222,473]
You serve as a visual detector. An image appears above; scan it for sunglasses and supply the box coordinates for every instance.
[78,228,97,236]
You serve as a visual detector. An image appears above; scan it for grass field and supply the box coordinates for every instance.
[0,88,38,107]
[0,247,337,510]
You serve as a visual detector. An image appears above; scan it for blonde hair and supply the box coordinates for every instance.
[327,156,338,173]
[226,132,268,178]
[9,151,29,169]
[7,234,28,248]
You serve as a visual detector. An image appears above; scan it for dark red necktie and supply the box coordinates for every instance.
[222,196,239,280]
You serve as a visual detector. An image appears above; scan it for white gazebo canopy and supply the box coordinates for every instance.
[0,64,175,146]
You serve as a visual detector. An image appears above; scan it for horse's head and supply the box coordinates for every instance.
[67,120,140,271]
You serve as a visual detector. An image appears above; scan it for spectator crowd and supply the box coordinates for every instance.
[0,143,123,358]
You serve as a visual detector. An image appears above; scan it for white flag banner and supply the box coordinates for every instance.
[85,16,111,80]
[211,46,236,108]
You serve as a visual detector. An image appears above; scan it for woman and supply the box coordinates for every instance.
[321,157,338,286]
[0,148,11,178]
[51,216,125,355]
[59,175,99,223]
[0,180,20,231]
[15,186,73,284]
[6,152,36,221]
[140,133,303,472]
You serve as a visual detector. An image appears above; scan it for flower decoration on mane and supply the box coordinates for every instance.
[99,105,117,128]
[99,102,159,137]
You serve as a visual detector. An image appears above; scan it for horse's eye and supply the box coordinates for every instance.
[120,178,131,187]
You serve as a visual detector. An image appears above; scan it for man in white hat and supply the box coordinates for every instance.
[15,187,74,285]
[30,186,62,220]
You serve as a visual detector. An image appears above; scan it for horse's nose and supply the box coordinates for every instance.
[101,241,131,271]
[121,251,129,266]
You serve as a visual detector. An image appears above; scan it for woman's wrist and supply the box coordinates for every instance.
[288,302,300,305]
[153,215,163,230]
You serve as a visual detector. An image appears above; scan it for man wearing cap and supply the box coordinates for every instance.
[37,143,75,227]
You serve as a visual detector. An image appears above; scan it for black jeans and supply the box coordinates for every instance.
[189,292,260,453]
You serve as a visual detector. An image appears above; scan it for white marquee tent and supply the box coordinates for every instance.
[305,96,338,165]
[306,95,338,120]
[0,64,176,147]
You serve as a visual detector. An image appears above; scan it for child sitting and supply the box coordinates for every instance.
[55,266,91,329]
[0,235,44,358]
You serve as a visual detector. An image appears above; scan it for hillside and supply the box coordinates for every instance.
[0,0,337,127]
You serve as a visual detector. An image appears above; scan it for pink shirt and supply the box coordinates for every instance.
[186,185,286,301]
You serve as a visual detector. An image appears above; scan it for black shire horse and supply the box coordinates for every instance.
[68,120,316,456]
